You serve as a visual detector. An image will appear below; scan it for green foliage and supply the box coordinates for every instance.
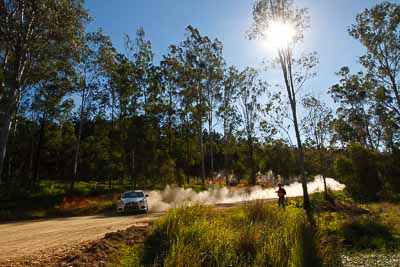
[0,0,90,178]
[342,218,399,252]
[334,1,400,151]
[262,141,298,179]
[381,151,400,195]
[129,203,326,267]
[334,144,382,201]
[159,157,176,185]
[115,197,400,267]
[120,244,143,267]
[0,179,132,220]
[314,195,400,264]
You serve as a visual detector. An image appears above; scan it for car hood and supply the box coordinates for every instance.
[120,197,145,204]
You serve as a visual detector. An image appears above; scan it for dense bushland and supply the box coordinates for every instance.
[334,144,400,201]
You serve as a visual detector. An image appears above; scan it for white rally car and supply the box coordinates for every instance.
[116,190,149,213]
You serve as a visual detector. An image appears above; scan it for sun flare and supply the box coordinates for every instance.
[264,21,296,50]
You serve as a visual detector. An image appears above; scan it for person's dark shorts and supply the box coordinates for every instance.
[278,196,285,207]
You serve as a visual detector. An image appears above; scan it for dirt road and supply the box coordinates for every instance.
[0,202,242,265]
[0,212,164,263]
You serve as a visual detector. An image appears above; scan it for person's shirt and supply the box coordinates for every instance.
[277,187,286,197]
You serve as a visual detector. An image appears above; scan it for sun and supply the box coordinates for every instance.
[263,20,296,50]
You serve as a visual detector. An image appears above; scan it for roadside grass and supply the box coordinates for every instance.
[311,191,400,266]
[120,202,329,267]
[313,192,400,252]
[118,192,400,267]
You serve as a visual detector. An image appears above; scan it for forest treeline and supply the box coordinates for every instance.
[1,1,400,201]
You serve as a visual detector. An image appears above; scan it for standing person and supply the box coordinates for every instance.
[276,183,286,209]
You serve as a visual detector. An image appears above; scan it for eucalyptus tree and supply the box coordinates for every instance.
[105,52,137,184]
[173,26,224,184]
[0,0,89,180]
[204,39,224,176]
[218,66,241,185]
[348,2,400,151]
[249,0,318,213]
[71,32,113,190]
[180,26,208,183]
[125,27,154,115]
[237,67,267,185]
[349,2,400,126]
[165,43,198,182]
[301,96,333,199]
[29,79,74,184]
[160,46,182,156]
[160,44,200,183]
[264,92,294,147]
[329,67,384,150]
[125,27,159,186]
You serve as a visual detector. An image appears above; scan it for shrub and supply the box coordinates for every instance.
[334,144,382,201]
[382,151,400,195]
[342,218,399,252]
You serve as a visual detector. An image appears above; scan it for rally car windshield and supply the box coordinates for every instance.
[122,192,144,198]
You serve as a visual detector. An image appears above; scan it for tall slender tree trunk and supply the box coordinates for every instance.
[4,111,18,185]
[186,139,190,185]
[28,137,35,182]
[109,86,115,190]
[32,115,46,184]
[223,93,231,186]
[224,121,229,186]
[200,120,206,185]
[291,102,310,207]
[248,135,256,186]
[389,75,400,112]
[168,89,173,155]
[318,148,328,200]
[119,103,126,186]
[224,152,229,186]
[71,119,83,192]
[131,149,136,189]
[291,101,314,226]
[279,51,312,224]
[198,84,206,185]
[185,118,191,185]
[208,117,214,179]
[0,90,19,181]
[71,92,86,192]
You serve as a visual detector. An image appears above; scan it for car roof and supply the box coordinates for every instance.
[123,190,145,193]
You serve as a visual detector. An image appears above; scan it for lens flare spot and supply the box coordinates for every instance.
[263,20,296,50]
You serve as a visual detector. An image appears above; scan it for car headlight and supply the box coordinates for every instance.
[140,199,145,204]
[118,200,124,206]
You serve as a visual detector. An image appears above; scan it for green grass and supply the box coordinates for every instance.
[314,193,400,253]
[119,244,143,267]
[120,202,329,267]
[118,192,400,267]
[312,192,400,266]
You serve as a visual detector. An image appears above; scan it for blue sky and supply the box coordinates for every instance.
[85,0,396,104]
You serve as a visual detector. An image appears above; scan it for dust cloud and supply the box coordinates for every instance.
[147,176,345,212]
